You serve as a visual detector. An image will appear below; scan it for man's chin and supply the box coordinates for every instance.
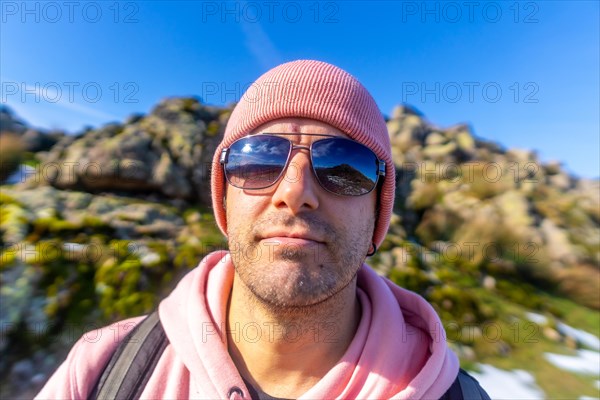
[253,290,330,311]
[247,274,337,310]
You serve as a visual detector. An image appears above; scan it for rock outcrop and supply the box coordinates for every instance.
[1,99,598,398]
[26,98,228,204]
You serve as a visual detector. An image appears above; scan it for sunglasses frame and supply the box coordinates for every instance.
[220,133,386,196]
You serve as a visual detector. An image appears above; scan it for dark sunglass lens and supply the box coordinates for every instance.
[225,136,290,189]
[311,138,378,196]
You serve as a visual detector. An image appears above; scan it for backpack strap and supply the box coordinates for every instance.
[90,311,168,400]
[439,369,491,400]
[457,369,491,399]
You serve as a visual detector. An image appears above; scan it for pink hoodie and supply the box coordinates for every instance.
[36,251,459,399]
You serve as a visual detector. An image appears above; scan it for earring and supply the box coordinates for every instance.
[366,242,377,257]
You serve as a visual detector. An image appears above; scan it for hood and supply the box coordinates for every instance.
[159,251,459,399]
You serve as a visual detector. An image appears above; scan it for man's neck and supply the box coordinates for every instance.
[226,274,361,399]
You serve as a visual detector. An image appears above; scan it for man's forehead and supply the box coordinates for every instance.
[252,118,347,137]
[269,120,302,133]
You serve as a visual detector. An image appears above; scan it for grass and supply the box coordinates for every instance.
[545,294,600,337]
[466,293,600,399]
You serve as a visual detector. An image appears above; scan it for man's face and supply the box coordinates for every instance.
[225,118,377,309]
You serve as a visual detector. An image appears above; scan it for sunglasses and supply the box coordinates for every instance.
[219,133,386,196]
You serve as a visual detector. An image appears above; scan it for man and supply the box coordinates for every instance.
[37,60,489,399]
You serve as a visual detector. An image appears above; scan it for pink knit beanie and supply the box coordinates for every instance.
[211,60,395,248]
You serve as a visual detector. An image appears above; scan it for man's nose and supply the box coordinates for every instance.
[270,150,320,213]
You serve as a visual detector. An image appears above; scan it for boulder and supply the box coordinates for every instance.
[33,98,225,204]
[21,129,61,152]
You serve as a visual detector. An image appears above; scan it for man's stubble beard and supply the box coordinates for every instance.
[227,212,375,317]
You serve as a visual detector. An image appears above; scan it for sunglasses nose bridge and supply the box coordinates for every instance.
[289,144,311,158]
[281,142,310,169]
[284,144,314,178]
[271,144,321,213]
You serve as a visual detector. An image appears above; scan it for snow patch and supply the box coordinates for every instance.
[469,364,545,399]
[545,350,600,375]
[557,323,600,351]
[525,312,548,325]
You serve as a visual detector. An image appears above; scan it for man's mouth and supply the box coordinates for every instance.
[258,230,326,246]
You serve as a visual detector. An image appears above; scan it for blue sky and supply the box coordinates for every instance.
[1,1,598,178]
